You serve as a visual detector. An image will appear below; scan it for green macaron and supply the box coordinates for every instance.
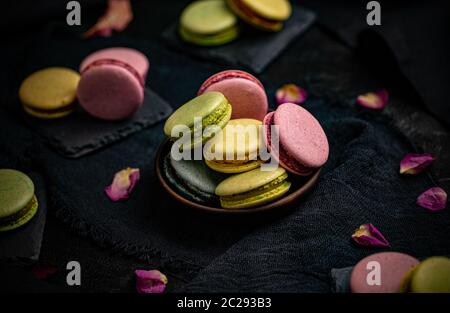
[164,154,228,204]
[164,92,232,150]
[215,167,291,209]
[179,0,239,46]
[0,169,38,232]
[400,257,450,293]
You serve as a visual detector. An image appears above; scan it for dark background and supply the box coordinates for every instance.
[1,0,449,292]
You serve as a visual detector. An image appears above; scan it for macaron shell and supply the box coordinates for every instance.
[22,103,74,119]
[200,74,268,121]
[274,103,329,168]
[77,65,144,121]
[205,159,263,174]
[180,0,237,35]
[164,92,229,136]
[409,257,450,293]
[226,0,283,32]
[0,195,38,232]
[0,169,35,218]
[19,67,80,112]
[80,47,149,80]
[216,167,286,196]
[350,252,420,293]
[241,0,292,21]
[220,180,290,209]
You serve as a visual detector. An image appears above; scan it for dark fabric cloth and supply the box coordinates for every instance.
[302,0,450,127]
[161,5,315,73]
[0,172,47,263]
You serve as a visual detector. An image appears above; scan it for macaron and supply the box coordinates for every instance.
[179,0,239,46]
[400,257,450,293]
[198,70,268,121]
[164,92,232,150]
[19,67,80,119]
[263,103,329,176]
[0,169,38,232]
[204,119,264,173]
[77,47,149,121]
[164,154,227,204]
[226,0,292,32]
[215,167,291,209]
[350,252,419,293]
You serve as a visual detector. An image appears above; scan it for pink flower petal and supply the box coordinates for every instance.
[32,265,58,280]
[356,89,389,110]
[83,0,133,39]
[400,153,434,175]
[135,270,168,294]
[352,223,390,248]
[275,84,308,105]
[417,187,447,212]
[105,167,140,201]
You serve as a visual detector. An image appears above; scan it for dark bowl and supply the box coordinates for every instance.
[155,139,321,215]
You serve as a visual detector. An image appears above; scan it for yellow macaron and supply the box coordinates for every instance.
[204,118,264,173]
[19,67,80,119]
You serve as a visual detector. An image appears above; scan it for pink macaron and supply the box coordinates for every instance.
[350,252,419,293]
[198,70,268,121]
[263,103,329,176]
[77,47,149,121]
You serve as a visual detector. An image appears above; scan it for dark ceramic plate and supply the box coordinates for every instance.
[155,139,321,215]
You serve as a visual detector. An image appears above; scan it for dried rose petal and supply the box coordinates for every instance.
[276,84,308,105]
[83,0,133,39]
[135,270,168,294]
[416,187,447,211]
[352,223,390,248]
[400,153,434,175]
[105,167,140,201]
[356,89,389,110]
[32,265,58,280]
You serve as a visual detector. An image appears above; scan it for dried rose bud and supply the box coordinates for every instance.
[83,0,133,39]
[416,187,447,212]
[135,270,168,294]
[105,167,140,201]
[352,223,390,248]
[400,153,434,175]
[276,84,308,105]
[356,89,389,110]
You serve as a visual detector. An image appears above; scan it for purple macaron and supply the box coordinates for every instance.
[198,70,268,121]
[350,252,419,293]
[263,103,329,176]
[77,47,149,121]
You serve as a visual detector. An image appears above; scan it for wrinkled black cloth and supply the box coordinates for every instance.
[161,5,315,73]
[302,0,450,127]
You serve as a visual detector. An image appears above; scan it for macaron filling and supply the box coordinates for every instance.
[227,0,283,31]
[264,112,314,176]
[198,70,264,96]
[23,102,75,117]
[0,195,37,228]
[219,173,290,208]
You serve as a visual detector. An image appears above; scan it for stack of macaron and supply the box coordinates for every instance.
[0,169,38,232]
[178,0,292,46]
[19,47,149,121]
[162,69,328,209]
[350,252,450,293]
